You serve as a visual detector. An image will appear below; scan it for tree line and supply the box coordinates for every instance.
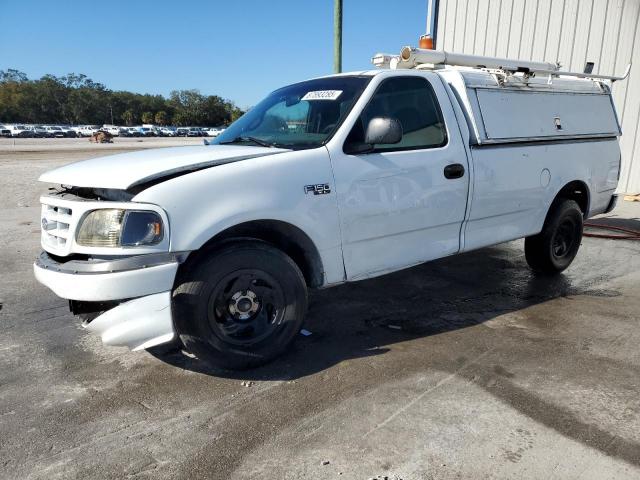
[0,69,244,126]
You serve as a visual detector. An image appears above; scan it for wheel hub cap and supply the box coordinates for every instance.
[209,269,286,346]
[228,290,260,320]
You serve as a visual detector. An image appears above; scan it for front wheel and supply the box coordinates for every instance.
[173,241,308,370]
[525,199,583,274]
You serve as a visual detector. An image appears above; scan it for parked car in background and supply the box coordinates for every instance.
[176,127,189,137]
[141,124,162,136]
[138,127,155,137]
[101,125,121,137]
[23,126,36,137]
[205,127,225,137]
[32,126,51,138]
[8,125,35,137]
[60,126,79,138]
[71,126,85,137]
[0,125,11,137]
[159,127,177,137]
[186,127,205,137]
[43,126,66,138]
[74,125,100,137]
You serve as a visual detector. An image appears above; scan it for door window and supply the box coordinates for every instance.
[346,76,447,152]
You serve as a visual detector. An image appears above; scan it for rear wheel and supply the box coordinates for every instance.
[173,241,307,370]
[525,199,583,274]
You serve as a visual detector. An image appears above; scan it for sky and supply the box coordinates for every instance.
[0,0,431,108]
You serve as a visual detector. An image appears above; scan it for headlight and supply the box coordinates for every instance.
[76,209,164,247]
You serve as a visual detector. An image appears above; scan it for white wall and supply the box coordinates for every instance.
[436,0,640,194]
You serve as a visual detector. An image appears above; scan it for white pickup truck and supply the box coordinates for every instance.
[34,48,622,369]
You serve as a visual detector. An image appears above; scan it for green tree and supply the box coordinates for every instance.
[121,109,135,126]
[230,106,244,123]
[169,89,204,125]
[0,68,240,127]
[154,110,168,126]
[141,111,154,124]
[0,69,28,83]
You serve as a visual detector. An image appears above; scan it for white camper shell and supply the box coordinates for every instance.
[34,47,623,369]
[439,70,621,144]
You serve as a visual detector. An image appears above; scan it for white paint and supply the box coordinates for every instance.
[133,147,346,285]
[39,145,285,190]
[475,89,619,140]
[34,260,178,301]
[326,70,470,280]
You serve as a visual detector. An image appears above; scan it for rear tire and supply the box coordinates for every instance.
[173,241,308,370]
[525,199,583,274]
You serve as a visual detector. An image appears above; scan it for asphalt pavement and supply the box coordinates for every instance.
[1,141,639,479]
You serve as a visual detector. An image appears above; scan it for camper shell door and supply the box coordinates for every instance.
[438,69,622,145]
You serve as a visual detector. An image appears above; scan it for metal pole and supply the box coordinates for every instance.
[431,0,440,48]
[426,0,434,35]
[334,0,342,73]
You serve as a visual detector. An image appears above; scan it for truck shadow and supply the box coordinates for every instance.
[154,241,619,380]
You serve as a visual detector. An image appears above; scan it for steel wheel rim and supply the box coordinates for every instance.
[207,269,286,346]
[552,219,578,259]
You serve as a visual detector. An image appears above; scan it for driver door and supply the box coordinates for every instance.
[328,74,470,280]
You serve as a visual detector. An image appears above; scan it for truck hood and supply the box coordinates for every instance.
[39,145,289,190]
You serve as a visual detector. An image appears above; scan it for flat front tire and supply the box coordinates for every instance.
[525,199,583,274]
[173,241,308,370]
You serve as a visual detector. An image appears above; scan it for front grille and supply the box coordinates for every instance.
[42,204,72,247]
[40,195,79,256]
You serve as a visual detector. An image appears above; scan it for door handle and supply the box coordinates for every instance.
[444,163,465,179]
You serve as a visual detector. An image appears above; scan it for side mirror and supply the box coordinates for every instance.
[343,117,403,155]
[364,117,403,145]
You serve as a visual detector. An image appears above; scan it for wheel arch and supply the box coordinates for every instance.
[182,219,325,288]
[552,180,590,216]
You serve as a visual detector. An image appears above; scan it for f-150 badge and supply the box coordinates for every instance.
[304,184,331,195]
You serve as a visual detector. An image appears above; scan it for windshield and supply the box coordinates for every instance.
[213,76,371,150]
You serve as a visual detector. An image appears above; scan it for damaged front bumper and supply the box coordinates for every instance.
[34,251,189,350]
[82,292,175,351]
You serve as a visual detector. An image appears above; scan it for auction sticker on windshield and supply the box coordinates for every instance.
[302,90,343,101]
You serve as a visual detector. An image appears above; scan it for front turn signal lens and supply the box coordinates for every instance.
[121,211,163,246]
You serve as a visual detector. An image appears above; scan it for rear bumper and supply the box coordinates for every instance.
[34,251,186,301]
[604,194,619,214]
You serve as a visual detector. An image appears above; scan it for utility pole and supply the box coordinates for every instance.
[334,0,342,73]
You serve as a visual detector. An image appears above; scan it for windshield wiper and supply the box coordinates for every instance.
[219,136,275,148]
